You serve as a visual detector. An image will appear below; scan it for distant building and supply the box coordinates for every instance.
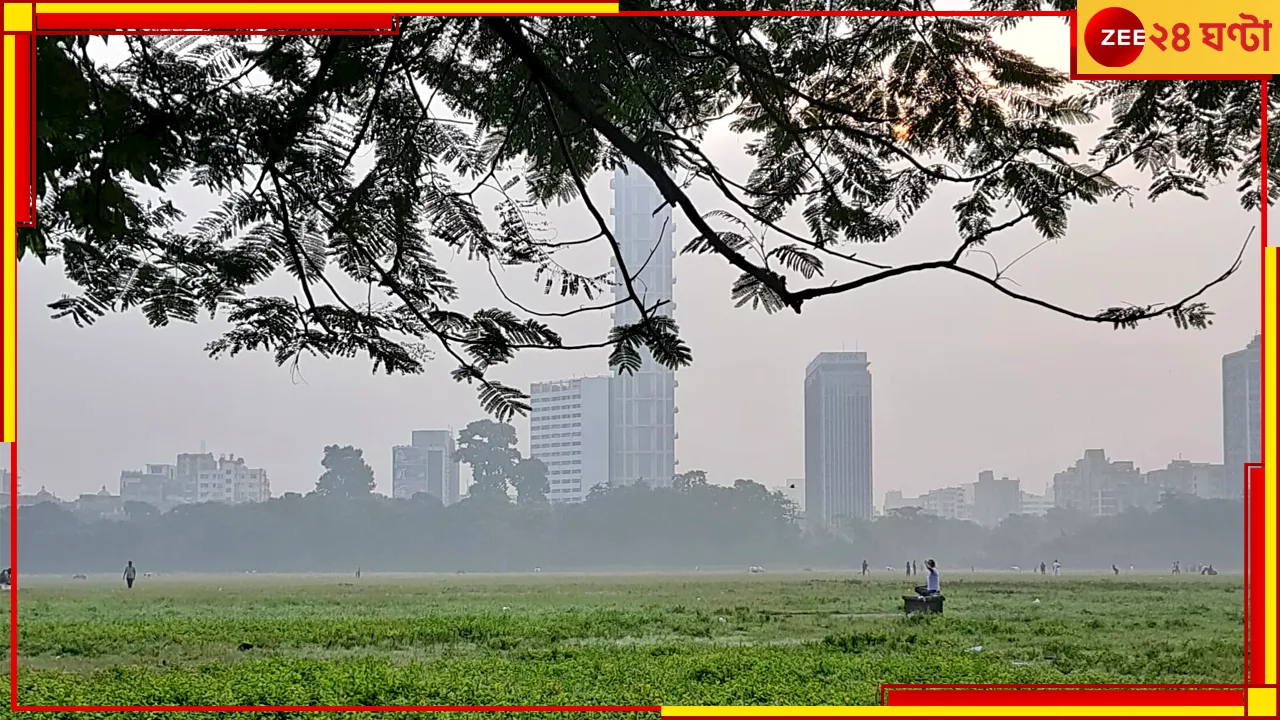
[392,430,460,504]
[530,377,611,503]
[972,470,1021,527]
[1222,334,1260,493]
[120,463,185,511]
[1145,460,1228,500]
[207,455,270,504]
[124,453,268,507]
[1020,489,1054,516]
[804,352,874,526]
[73,485,125,520]
[919,485,971,521]
[1,483,59,508]
[175,452,218,503]
[608,164,678,489]
[1053,449,1152,517]
[883,489,917,512]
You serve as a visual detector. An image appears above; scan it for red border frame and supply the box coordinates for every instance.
[3,5,1270,714]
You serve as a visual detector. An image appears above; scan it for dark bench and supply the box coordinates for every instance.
[903,594,944,615]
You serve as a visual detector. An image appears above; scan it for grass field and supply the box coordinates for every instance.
[2,571,1244,718]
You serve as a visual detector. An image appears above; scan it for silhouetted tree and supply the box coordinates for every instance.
[673,469,708,491]
[313,445,376,499]
[512,457,550,505]
[455,420,519,501]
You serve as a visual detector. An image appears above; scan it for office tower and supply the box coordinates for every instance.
[1222,334,1261,494]
[392,430,460,504]
[529,376,611,502]
[804,352,873,525]
[608,164,677,488]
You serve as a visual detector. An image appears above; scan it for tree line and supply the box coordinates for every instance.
[5,464,1243,574]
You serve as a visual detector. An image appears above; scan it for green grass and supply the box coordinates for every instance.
[1,571,1244,718]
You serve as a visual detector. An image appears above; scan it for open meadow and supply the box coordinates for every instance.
[0,570,1244,717]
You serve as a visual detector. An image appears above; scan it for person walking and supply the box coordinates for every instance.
[123,561,137,589]
[1052,559,1061,577]
[861,559,869,576]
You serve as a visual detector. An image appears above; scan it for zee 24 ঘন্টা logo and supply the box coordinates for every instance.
[1084,6,1272,68]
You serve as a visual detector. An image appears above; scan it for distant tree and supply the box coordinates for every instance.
[884,506,924,520]
[673,469,709,491]
[313,445,376,499]
[410,491,445,509]
[455,420,520,501]
[512,457,550,505]
[123,501,159,520]
[0,485,1247,574]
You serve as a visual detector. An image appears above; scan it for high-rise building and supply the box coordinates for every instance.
[392,430,460,504]
[608,164,678,488]
[530,376,611,503]
[804,352,874,525]
[1222,334,1260,492]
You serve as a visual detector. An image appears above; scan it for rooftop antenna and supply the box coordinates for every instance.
[200,439,206,454]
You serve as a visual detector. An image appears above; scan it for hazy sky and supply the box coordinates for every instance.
[16,16,1270,502]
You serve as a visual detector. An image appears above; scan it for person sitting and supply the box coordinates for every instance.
[913,559,941,597]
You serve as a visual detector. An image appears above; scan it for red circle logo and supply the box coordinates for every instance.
[1084,7,1146,68]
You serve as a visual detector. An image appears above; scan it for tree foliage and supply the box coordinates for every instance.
[313,444,376,499]
[454,419,521,500]
[27,8,1268,418]
[512,457,550,505]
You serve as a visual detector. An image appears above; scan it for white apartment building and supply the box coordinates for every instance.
[920,485,972,521]
[530,376,611,503]
[180,453,270,504]
[609,164,678,488]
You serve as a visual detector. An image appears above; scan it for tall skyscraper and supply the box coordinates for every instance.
[608,164,677,488]
[530,376,612,503]
[1222,334,1261,493]
[804,352,873,525]
[392,430,460,504]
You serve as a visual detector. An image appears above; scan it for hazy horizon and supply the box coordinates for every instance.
[15,16,1268,502]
